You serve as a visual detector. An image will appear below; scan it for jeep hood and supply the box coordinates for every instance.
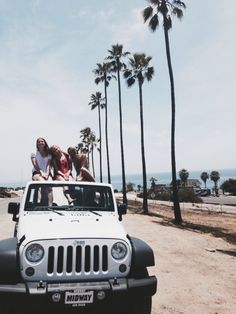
[18,212,127,244]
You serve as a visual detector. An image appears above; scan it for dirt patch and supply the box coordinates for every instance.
[121,200,236,314]
[127,199,236,245]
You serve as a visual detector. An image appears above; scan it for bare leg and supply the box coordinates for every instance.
[55,175,74,204]
[76,167,95,182]
[32,174,53,206]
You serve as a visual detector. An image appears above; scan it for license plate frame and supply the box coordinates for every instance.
[65,290,94,306]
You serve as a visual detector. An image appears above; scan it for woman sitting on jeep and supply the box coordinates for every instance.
[50,145,73,181]
[31,137,52,181]
[67,146,95,182]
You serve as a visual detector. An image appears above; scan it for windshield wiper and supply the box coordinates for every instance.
[32,206,64,216]
[67,206,102,216]
[85,209,102,216]
[47,207,64,216]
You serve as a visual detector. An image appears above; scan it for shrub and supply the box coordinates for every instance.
[147,189,202,203]
[220,179,236,195]
[177,189,202,203]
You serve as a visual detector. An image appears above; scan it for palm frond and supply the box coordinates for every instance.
[123,51,130,57]
[127,77,135,87]
[145,67,154,81]
[95,77,101,85]
[149,14,159,31]
[150,0,160,4]
[173,7,184,19]
[137,72,144,85]
[173,0,186,9]
[143,6,153,23]
[164,16,172,30]
[123,69,132,79]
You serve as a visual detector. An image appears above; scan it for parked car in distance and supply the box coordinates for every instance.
[200,188,211,197]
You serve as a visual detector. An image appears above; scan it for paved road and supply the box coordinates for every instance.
[202,195,236,206]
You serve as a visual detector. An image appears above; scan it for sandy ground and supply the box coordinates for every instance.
[0,195,236,313]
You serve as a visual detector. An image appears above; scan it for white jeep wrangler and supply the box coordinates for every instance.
[0,181,157,314]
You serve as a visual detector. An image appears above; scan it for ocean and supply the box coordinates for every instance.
[109,168,236,191]
[1,169,236,191]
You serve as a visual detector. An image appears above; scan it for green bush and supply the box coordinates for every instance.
[220,179,236,195]
[177,189,202,203]
[148,189,202,203]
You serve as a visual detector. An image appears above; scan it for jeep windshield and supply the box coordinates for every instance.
[25,183,115,212]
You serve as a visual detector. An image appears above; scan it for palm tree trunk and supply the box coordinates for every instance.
[117,62,127,204]
[104,81,111,184]
[87,146,90,169]
[163,23,182,224]
[139,81,148,213]
[98,105,103,183]
[91,145,95,178]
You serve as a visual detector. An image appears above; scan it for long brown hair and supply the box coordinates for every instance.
[36,137,50,155]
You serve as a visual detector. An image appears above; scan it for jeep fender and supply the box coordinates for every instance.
[0,237,20,284]
[129,236,155,269]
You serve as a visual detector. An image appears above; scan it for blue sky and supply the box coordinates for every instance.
[0,0,235,185]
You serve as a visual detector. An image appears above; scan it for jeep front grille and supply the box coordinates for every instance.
[21,239,131,281]
[47,244,108,275]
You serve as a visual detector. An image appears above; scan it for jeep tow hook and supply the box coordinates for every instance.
[37,281,46,291]
[113,277,119,286]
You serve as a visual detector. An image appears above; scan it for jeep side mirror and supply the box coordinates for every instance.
[8,202,20,222]
[117,203,127,221]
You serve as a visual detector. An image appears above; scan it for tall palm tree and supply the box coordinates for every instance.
[88,92,105,183]
[93,62,115,184]
[124,53,154,213]
[106,44,130,204]
[179,168,189,187]
[89,133,99,179]
[210,171,220,196]
[200,171,209,188]
[143,0,186,224]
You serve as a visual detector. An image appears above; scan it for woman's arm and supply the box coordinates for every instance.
[63,155,73,180]
[44,158,51,179]
[31,154,40,172]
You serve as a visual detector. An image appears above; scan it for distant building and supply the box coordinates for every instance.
[170,179,201,188]
[153,184,168,192]
[185,179,201,188]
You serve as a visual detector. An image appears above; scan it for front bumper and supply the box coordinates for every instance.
[0,276,157,305]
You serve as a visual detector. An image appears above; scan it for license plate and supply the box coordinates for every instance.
[65,291,94,305]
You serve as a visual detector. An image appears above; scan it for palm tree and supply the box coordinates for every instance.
[143,0,186,224]
[200,171,209,188]
[88,92,105,182]
[179,168,189,187]
[106,44,130,204]
[124,53,154,213]
[78,128,91,166]
[210,171,220,196]
[78,128,98,178]
[93,62,115,184]
[150,176,157,190]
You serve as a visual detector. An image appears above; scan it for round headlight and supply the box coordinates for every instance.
[25,243,44,263]
[111,242,127,260]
